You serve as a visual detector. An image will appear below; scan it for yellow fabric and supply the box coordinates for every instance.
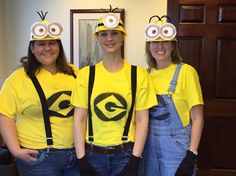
[71,60,157,146]
[148,63,203,126]
[0,64,78,149]
[94,17,126,35]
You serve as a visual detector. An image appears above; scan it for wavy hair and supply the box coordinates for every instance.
[20,40,74,77]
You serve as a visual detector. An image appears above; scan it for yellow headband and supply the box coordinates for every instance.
[94,13,126,35]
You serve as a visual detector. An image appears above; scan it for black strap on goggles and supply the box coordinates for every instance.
[97,22,124,28]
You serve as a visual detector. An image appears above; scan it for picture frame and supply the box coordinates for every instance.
[70,8,125,69]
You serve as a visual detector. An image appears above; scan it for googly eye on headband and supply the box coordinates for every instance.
[94,5,126,35]
[30,11,63,41]
[144,15,177,42]
[103,13,120,28]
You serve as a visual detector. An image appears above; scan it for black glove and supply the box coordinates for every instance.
[175,150,197,176]
[0,147,14,165]
[117,154,141,176]
[77,155,100,176]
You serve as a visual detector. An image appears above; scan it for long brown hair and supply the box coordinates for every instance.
[145,41,183,69]
[20,40,74,77]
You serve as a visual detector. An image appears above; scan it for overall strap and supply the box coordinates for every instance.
[122,65,137,141]
[30,76,53,146]
[88,66,95,142]
[168,63,184,93]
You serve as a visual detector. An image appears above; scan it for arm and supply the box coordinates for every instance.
[189,104,204,152]
[132,109,149,157]
[175,105,204,175]
[74,106,100,175]
[73,106,88,159]
[0,114,20,155]
[0,114,38,161]
[117,109,149,176]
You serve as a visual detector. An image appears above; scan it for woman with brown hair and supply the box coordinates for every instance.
[143,15,204,176]
[0,12,80,176]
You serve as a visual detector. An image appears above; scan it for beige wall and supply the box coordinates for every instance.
[0,0,167,86]
[0,0,5,86]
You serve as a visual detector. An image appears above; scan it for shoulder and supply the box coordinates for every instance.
[128,65,150,85]
[80,65,90,72]
[123,60,146,73]
[68,64,79,74]
[179,63,200,82]
[77,65,90,77]
[180,63,198,75]
[1,67,29,90]
[122,59,148,77]
[136,65,148,75]
[7,67,28,81]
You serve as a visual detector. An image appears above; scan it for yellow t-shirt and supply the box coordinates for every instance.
[71,60,157,146]
[149,63,203,126]
[0,64,78,149]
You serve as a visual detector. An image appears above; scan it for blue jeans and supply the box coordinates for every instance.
[16,148,80,176]
[143,120,196,176]
[87,148,143,176]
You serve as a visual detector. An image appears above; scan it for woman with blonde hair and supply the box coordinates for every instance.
[71,8,157,176]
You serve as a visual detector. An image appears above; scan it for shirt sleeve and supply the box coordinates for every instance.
[71,67,89,109]
[183,65,204,109]
[135,67,158,110]
[0,76,20,119]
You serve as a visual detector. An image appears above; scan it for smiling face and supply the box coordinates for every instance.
[96,30,124,55]
[31,40,60,71]
[149,41,174,64]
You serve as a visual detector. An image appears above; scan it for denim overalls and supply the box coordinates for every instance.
[143,64,196,176]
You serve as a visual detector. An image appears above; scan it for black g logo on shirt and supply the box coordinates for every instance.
[94,93,127,121]
[47,91,73,118]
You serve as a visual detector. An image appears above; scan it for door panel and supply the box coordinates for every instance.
[216,39,236,98]
[168,0,236,175]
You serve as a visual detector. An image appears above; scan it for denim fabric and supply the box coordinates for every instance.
[143,94,196,176]
[86,148,143,176]
[16,148,80,176]
[149,95,183,128]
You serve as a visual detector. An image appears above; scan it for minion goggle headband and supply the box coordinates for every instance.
[94,6,126,35]
[30,11,63,41]
[144,15,177,42]
[94,13,126,35]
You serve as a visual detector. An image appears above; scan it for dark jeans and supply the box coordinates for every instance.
[16,148,80,176]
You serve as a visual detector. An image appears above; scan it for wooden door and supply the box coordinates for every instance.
[167,0,236,175]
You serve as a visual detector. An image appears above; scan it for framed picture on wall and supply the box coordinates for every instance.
[70,8,125,69]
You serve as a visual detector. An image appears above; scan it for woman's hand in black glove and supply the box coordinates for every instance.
[77,155,100,176]
[0,147,14,165]
[117,154,141,176]
[175,150,197,176]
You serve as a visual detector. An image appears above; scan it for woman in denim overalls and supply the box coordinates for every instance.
[143,15,204,176]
